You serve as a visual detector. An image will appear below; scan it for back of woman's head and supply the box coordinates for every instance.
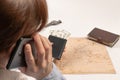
[0,0,48,52]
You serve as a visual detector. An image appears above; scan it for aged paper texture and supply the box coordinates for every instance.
[54,37,115,74]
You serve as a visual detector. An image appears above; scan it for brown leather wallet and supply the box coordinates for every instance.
[88,27,120,47]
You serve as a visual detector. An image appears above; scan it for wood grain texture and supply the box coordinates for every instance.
[54,37,115,74]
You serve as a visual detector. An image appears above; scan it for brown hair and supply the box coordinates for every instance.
[0,0,48,52]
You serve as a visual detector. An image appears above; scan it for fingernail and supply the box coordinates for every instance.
[25,44,31,51]
[50,42,53,45]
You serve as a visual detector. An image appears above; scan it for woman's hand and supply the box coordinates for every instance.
[20,33,53,80]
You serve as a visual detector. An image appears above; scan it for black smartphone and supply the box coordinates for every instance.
[6,37,37,69]
[6,36,67,69]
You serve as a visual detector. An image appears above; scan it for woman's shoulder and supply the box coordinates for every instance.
[0,69,34,80]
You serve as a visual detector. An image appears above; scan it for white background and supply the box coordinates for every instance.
[41,0,120,80]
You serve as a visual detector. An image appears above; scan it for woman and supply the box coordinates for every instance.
[0,0,65,80]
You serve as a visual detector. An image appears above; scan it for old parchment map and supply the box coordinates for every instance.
[54,37,115,74]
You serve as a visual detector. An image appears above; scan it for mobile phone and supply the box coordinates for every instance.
[6,36,67,69]
[6,37,37,69]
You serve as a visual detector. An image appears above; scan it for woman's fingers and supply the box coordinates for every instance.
[40,36,52,63]
[33,33,46,68]
[24,44,36,70]
[22,33,53,79]
[40,36,53,73]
